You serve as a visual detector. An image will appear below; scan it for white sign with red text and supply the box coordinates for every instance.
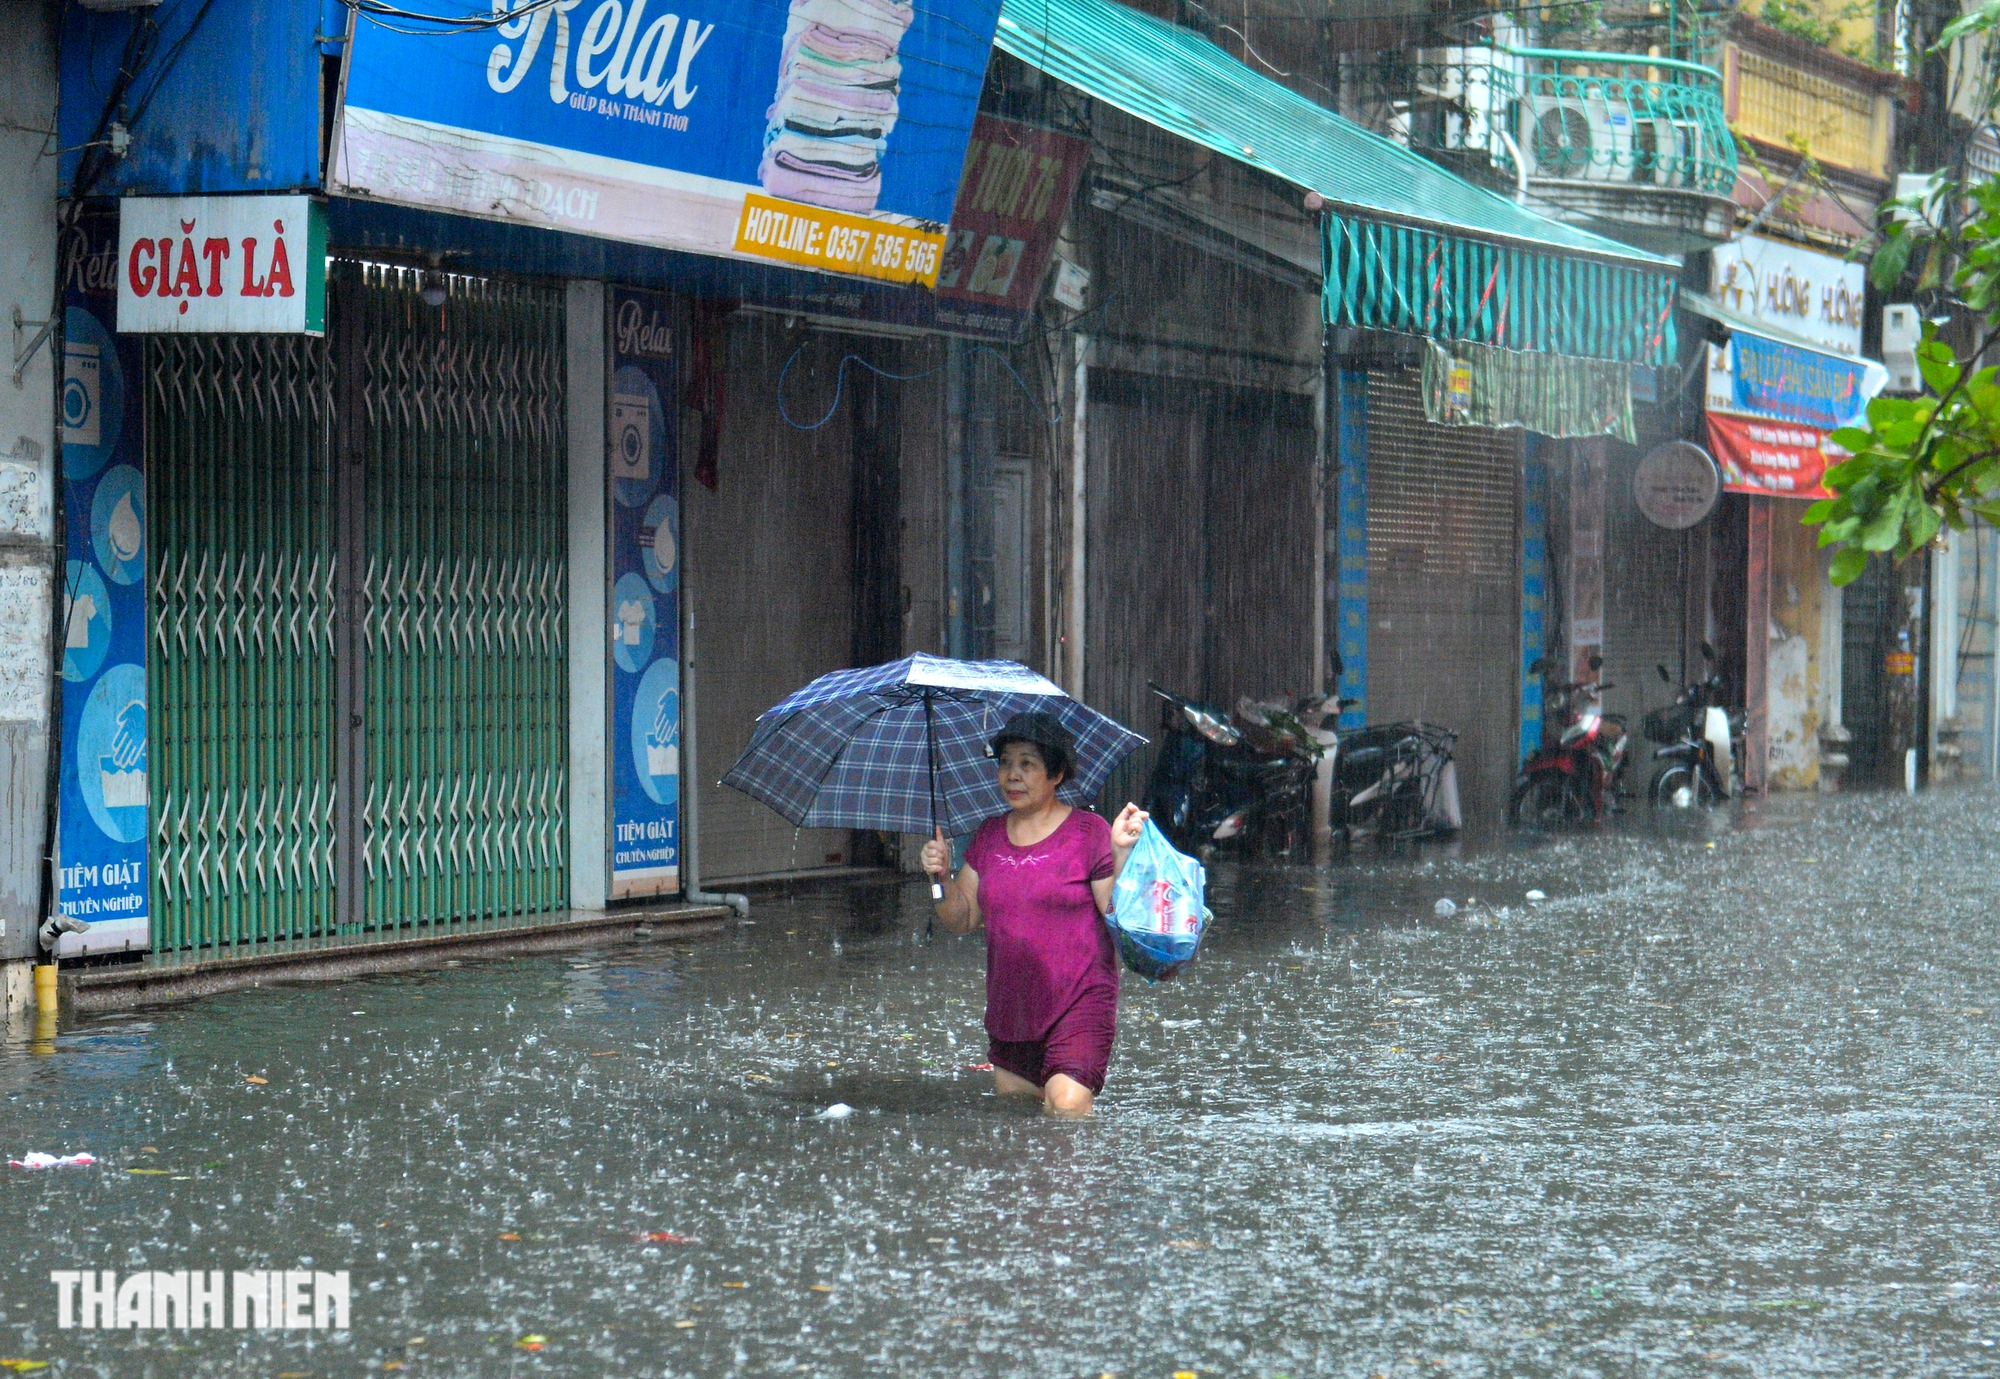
[117,196,327,336]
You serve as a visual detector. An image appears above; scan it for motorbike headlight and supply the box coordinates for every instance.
[1186,707,1241,746]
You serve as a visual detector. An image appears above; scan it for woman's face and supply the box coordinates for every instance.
[997,741,1062,813]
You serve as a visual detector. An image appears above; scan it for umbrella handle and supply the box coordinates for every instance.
[923,691,944,904]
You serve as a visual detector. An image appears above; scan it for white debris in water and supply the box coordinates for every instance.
[1160,1019,1203,1029]
[817,1104,854,1121]
[9,1152,96,1169]
[1526,889,1547,902]
[1433,899,1458,917]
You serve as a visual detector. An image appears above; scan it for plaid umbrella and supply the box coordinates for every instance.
[720,653,1146,846]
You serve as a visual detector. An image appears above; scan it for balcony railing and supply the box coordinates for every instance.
[1400,44,1737,197]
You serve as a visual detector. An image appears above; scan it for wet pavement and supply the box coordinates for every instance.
[3,787,1998,1377]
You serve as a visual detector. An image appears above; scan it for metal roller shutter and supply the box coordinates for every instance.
[1085,369,1317,812]
[1085,368,1205,811]
[1364,370,1521,828]
[688,318,857,882]
[1600,442,1690,738]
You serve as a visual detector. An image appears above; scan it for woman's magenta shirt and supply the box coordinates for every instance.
[964,808,1118,1041]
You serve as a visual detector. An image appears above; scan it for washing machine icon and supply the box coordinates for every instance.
[63,341,101,448]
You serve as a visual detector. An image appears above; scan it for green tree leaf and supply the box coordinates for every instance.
[1871,227,1916,291]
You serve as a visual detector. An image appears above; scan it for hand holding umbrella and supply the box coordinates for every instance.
[920,827,951,903]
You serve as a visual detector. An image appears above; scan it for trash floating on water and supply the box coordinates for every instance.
[817,1103,855,1120]
[243,1075,268,1085]
[1433,899,1458,917]
[640,1231,695,1244]
[1159,1019,1203,1029]
[515,1335,547,1351]
[1526,889,1547,901]
[9,1152,96,1169]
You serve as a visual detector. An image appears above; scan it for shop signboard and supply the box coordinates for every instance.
[1706,413,1837,500]
[679,113,1089,342]
[57,211,150,955]
[1633,440,1720,529]
[1724,333,1877,431]
[932,115,1090,336]
[1708,234,1865,357]
[332,0,1005,289]
[1704,332,1889,500]
[116,196,327,335]
[607,288,681,898]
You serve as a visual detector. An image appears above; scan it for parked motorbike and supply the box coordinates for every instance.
[1508,655,1628,828]
[1142,683,1327,858]
[1326,718,1462,843]
[1644,645,1740,806]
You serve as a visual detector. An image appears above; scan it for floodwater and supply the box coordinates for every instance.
[3,788,1998,1378]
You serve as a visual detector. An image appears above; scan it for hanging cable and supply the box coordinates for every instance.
[339,0,569,35]
[776,340,1060,431]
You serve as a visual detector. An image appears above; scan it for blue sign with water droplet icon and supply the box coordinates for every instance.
[609,289,680,898]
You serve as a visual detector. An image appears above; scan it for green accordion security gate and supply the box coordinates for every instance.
[147,264,569,950]
[148,335,338,948]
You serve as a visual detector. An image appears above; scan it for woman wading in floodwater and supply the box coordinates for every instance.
[921,713,1147,1117]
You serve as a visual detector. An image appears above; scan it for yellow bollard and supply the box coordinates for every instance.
[31,965,58,1055]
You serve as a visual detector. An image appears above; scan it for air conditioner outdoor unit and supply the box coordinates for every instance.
[1520,95,1593,179]
[1590,94,1641,182]
[1415,48,1463,100]
[1413,47,1497,152]
[1632,117,1695,186]
[1519,92,1635,181]
[1882,304,1923,393]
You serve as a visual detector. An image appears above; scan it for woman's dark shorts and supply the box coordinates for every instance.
[988,984,1118,1095]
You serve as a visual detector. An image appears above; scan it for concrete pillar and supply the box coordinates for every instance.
[565,281,608,910]
[1744,496,1771,795]
[1565,442,1607,681]
[0,2,59,979]
[1331,367,1368,729]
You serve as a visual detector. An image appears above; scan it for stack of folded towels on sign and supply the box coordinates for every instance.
[760,0,915,213]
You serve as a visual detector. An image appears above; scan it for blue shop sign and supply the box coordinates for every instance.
[1728,332,1877,431]
[332,0,1002,278]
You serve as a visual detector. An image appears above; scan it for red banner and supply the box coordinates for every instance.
[935,116,1089,316]
[1707,411,1838,501]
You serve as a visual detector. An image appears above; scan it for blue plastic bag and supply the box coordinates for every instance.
[1104,820,1212,982]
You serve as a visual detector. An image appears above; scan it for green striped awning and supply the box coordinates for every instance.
[993,0,1680,366]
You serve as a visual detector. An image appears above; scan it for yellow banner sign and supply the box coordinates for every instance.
[733,193,944,288]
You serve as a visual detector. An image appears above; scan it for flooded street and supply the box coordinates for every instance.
[4,788,1998,1378]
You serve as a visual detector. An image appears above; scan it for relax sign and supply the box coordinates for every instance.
[117,196,327,336]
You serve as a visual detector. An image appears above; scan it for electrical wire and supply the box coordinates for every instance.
[340,0,569,35]
[776,340,1060,430]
